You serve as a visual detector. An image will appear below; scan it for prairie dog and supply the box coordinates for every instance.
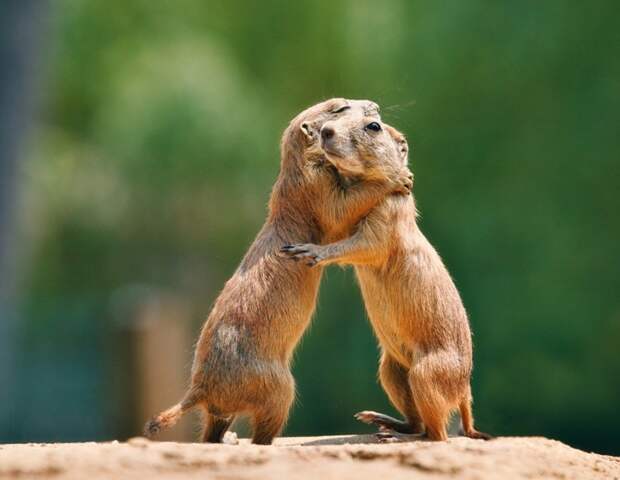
[143,99,412,444]
[282,122,490,441]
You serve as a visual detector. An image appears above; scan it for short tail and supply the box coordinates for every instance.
[143,388,202,438]
[459,394,493,440]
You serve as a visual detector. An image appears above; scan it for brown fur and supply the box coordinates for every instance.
[143,99,412,444]
[282,122,491,441]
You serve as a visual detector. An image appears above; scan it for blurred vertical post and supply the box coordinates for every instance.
[133,294,194,441]
[0,0,48,439]
[109,287,194,441]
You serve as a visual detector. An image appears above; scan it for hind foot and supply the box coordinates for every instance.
[464,429,493,440]
[355,410,422,434]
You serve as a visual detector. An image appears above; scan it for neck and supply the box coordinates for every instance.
[267,190,320,244]
[267,139,322,243]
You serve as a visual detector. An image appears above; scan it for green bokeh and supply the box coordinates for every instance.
[11,0,620,454]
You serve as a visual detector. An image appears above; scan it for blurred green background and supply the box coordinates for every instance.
[1,0,618,455]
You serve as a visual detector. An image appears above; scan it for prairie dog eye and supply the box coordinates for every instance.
[365,122,382,132]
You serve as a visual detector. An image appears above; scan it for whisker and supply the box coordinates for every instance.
[383,99,417,112]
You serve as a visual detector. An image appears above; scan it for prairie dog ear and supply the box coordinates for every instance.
[300,121,316,142]
[385,124,409,166]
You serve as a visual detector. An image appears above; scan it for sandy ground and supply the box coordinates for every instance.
[1,434,619,480]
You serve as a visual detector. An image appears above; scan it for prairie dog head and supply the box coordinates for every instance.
[280,98,382,172]
[319,112,409,181]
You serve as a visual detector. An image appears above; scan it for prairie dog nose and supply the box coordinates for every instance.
[320,125,335,141]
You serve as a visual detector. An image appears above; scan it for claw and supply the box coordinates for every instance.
[280,243,323,267]
[281,244,309,254]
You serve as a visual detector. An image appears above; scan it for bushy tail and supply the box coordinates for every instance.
[143,388,202,438]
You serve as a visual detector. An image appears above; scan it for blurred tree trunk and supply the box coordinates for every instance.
[0,0,47,440]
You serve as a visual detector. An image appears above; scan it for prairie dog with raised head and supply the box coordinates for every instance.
[144,99,412,444]
[282,121,490,441]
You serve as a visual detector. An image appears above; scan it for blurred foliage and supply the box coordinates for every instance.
[10,0,620,454]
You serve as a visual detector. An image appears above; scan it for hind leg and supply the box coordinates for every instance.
[251,407,290,445]
[251,377,295,445]
[408,351,459,441]
[357,353,423,434]
[201,412,236,443]
[379,353,424,433]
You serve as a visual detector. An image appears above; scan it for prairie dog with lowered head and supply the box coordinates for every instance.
[282,121,490,441]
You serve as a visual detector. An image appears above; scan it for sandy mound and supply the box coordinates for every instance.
[1,435,618,480]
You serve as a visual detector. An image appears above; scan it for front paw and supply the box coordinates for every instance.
[280,244,325,267]
[394,168,413,196]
